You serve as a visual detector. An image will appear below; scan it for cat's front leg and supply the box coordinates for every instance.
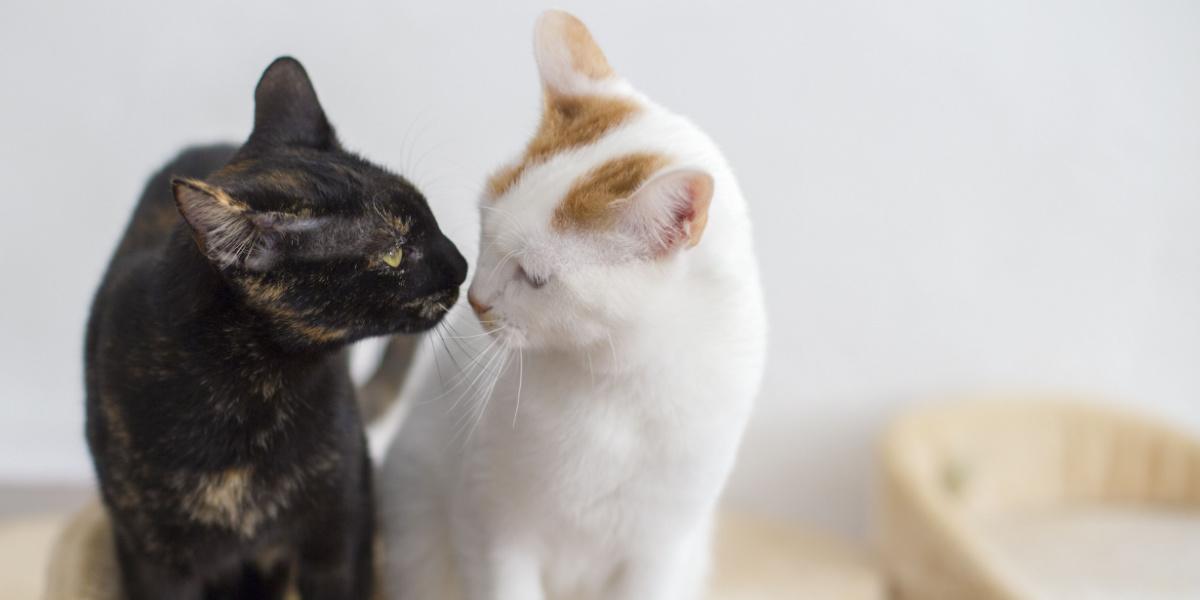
[460,541,544,600]
[296,484,375,600]
[608,530,712,600]
[609,553,703,600]
[114,535,205,600]
[296,522,374,600]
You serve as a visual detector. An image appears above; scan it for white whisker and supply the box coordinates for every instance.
[512,349,524,428]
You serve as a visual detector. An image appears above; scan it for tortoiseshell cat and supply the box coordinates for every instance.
[84,57,466,600]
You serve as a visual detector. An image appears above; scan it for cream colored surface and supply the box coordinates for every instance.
[0,513,64,600]
[13,502,884,600]
[879,399,1200,600]
[975,507,1200,600]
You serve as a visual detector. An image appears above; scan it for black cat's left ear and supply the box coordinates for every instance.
[247,57,337,150]
[173,178,303,271]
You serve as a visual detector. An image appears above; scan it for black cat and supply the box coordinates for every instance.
[84,57,467,600]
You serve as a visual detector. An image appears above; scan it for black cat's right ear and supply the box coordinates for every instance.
[173,178,261,268]
[247,57,337,150]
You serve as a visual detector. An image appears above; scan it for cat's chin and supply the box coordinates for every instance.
[394,288,460,333]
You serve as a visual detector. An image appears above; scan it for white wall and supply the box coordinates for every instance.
[1,0,1197,538]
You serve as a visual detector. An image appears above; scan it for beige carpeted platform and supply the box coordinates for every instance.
[6,501,884,600]
[879,399,1200,600]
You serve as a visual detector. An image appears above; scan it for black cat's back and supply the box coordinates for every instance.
[113,144,237,261]
[85,144,235,433]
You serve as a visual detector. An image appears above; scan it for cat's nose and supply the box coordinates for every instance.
[467,293,491,317]
[434,235,468,286]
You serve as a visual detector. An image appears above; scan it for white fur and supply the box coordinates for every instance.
[378,13,766,600]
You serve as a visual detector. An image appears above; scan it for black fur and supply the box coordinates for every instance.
[85,57,466,600]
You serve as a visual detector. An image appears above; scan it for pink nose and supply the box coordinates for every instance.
[468,293,491,316]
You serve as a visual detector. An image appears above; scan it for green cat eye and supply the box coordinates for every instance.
[382,247,404,268]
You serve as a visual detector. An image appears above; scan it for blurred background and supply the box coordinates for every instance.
[1,0,1197,542]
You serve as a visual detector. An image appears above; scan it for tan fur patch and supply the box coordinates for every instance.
[186,179,246,212]
[486,95,641,198]
[252,369,284,398]
[553,153,671,230]
[557,12,613,79]
[294,323,349,344]
[189,467,258,535]
[403,293,453,320]
[238,278,348,344]
[99,390,132,449]
[260,170,307,193]
[217,159,254,176]
[241,278,287,305]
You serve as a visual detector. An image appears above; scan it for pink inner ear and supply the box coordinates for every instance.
[629,169,714,257]
[657,171,712,253]
[680,175,713,249]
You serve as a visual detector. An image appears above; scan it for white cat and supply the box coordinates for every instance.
[378,11,766,600]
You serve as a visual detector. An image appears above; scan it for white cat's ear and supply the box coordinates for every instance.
[620,169,714,257]
[534,10,617,97]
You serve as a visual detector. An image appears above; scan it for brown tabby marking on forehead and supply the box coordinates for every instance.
[486,94,640,198]
[258,170,310,196]
[370,203,412,236]
[214,160,322,206]
[554,152,670,231]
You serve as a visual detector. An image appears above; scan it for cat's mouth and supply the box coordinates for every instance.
[401,288,460,328]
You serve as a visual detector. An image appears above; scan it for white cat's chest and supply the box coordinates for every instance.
[475,364,747,541]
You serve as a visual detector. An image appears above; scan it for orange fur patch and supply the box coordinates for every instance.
[486,94,640,198]
[557,12,613,80]
[553,153,671,230]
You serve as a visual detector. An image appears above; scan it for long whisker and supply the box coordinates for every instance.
[453,347,508,441]
[512,349,524,428]
[438,318,476,365]
[441,329,500,341]
[430,325,449,389]
[415,333,503,409]
[445,337,506,413]
[586,348,595,387]
[465,351,509,445]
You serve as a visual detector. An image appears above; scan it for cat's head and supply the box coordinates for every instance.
[468,12,717,350]
[174,57,467,348]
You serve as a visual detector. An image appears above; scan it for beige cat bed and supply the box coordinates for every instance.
[879,399,1200,600]
[19,501,884,600]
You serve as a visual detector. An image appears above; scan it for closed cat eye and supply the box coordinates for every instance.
[517,264,547,289]
[381,247,404,268]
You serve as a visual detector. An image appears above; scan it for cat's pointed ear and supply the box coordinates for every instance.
[247,57,337,150]
[534,10,618,97]
[172,178,300,270]
[620,169,714,257]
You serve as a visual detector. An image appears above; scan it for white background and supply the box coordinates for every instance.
[1,0,1197,539]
